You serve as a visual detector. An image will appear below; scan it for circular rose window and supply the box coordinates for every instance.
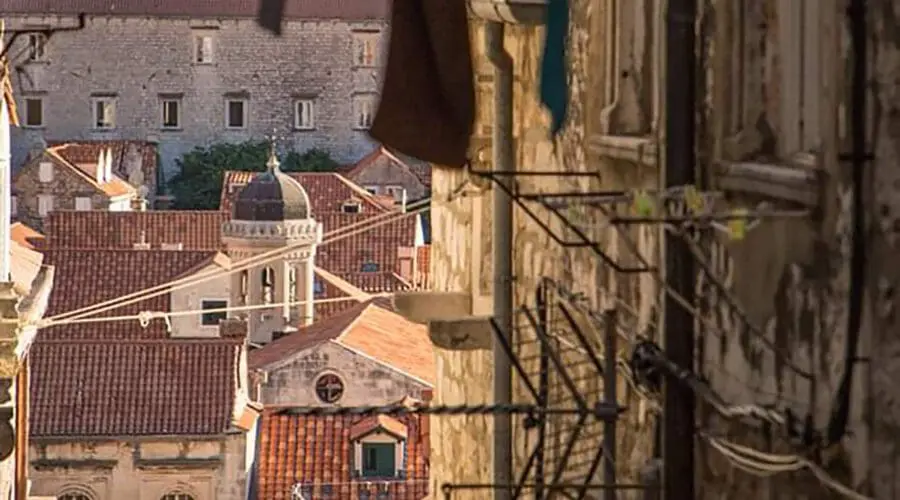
[314,373,344,404]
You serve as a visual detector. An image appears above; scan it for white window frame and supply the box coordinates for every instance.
[193,33,215,64]
[23,97,43,128]
[37,194,53,217]
[200,299,228,327]
[363,185,379,195]
[353,32,378,67]
[385,185,404,200]
[27,33,46,62]
[294,99,315,130]
[352,94,376,130]
[92,97,116,130]
[38,161,53,183]
[341,201,361,213]
[10,196,17,217]
[225,99,248,129]
[160,98,181,129]
[74,197,92,211]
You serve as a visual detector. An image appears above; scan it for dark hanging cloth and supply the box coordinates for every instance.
[369,0,476,168]
[540,0,570,135]
[257,0,287,35]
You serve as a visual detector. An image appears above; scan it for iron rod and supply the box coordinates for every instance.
[603,309,618,500]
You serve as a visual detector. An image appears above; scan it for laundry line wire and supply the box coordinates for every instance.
[41,199,431,326]
[37,295,389,329]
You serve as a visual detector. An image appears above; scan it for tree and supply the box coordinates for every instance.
[168,140,339,210]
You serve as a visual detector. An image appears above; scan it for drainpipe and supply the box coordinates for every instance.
[486,21,514,500]
[0,94,10,281]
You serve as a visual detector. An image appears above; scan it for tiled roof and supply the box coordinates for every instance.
[336,272,408,293]
[43,210,227,250]
[249,301,434,384]
[48,140,159,195]
[39,147,137,198]
[345,146,432,190]
[39,249,223,340]
[221,171,390,216]
[315,212,417,276]
[10,222,44,250]
[254,409,429,500]
[3,0,389,19]
[30,338,243,437]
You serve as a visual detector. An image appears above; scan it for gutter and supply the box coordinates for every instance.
[485,21,514,500]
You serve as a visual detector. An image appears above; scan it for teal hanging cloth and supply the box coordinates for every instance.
[540,0,570,136]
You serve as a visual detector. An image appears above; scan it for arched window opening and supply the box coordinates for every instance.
[261,267,275,304]
[161,493,195,500]
[240,269,249,305]
[58,491,93,500]
[288,267,297,304]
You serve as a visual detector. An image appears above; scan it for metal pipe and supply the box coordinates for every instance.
[662,0,697,497]
[603,308,618,500]
[486,20,515,500]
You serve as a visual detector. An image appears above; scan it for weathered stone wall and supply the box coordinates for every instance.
[255,341,430,407]
[429,3,659,497]
[12,151,111,230]
[28,434,248,500]
[3,15,386,179]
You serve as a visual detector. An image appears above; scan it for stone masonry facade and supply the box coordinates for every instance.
[3,15,386,181]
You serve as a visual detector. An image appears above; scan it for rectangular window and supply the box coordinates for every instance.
[361,443,396,478]
[363,185,378,195]
[386,185,404,201]
[74,197,92,211]
[226,99,247,129]
[360,262,379,273]
[353,33,378,67]
[161,99,181,129]
[27,34,46,61]
[194,34,214,64]
[313,279,324,295]
[10,196,16,216]
[352,94,376,130]
[294,99,315,130]
[341,202,361,214]
[24,98,43,127]
[92,98,116,129]
[38,162,53,183]
[37,194,53,217]
[201,299,228,326]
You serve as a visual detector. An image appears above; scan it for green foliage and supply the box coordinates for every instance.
[168,140,339,210]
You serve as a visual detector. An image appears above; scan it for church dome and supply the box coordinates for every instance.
[232,147,311,222]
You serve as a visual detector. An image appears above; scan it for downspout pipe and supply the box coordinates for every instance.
[486,21,515,500]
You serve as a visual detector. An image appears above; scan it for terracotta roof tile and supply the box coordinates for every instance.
[221,171,390,216]
[349,415,408,441]
[44,210,227,250]
[255,409,429,500]
[30,338,242,437]
[48,140,158,196]
[4,0,389,19]
[315,212,417,277]
[39,249,222,340]
[40,147,138,198]
[10,222,44,250]
[250,301,434,385]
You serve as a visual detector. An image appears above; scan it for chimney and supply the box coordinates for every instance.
[132,230,150,250]
[219,318,248,339]
[400,188,408,212]
[103,148,113,183]
[95,151,104,183]
[131,196,148,211]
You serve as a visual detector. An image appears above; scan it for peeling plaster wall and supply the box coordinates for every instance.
[697,0,872,498]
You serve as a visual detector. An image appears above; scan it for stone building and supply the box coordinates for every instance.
[247,298,434,499]
[13,144,137,230]
[341,146,432,203]
[26,249,254,500]
[3,0,389,181]
[389,0,898,499]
